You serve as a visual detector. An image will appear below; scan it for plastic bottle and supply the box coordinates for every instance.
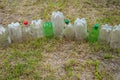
[88,24,99,43]
[110,25,120,48]
[43,22,54,38]
[8,23,14,42]
[51,11,64,38]
[0,20,10,46]
[63,19,75,40]
[22,20,32,41]
[74,18,88,40]
[8,22,22,43]
[31,19,43,38]
[99,24,112,44]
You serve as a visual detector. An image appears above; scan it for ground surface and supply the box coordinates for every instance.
[0,0,120,80]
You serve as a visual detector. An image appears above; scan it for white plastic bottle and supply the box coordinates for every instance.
[0,21,10,46]
[8,22,22,43]
[74,18,88,40]
[63,23,75,40]
[31,19,43,38]
[51,11,64,38]
[22,20,32,41]
[99,24,112,44]
[110,25,120,48]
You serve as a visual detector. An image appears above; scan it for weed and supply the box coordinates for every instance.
[85,60,103,80]
[64,59,77,77]
[93,60,103,80]
[43,72,56,80]
[5,63,26,79]
[91,42,111,52]
[104,54,114,59]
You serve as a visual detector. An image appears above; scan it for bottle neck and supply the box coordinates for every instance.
[93,24,99,30]
[25,25,29,27]
[94,27,98,30]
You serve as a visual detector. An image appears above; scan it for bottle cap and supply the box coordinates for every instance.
[94,24,99,29]
[24,20,28,25]
[64,19,70,25]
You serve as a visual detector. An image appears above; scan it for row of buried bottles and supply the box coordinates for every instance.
[0,11,120,49]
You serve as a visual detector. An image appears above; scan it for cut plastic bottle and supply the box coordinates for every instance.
[63,23,75,40]
[0,20,11,46]
[99,24,112,44]
[8,22,22,43]
[51,11,64,38]
[43,22,54,38]
[63,19,75,40]
[110,25,120,49]
[74,18,88,40]
[88,24,99,43]
[31,19,44,38]
[22,20,32,41]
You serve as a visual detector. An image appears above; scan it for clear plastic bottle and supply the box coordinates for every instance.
[8,22,22,43]
[99,24,112,44]
[22,20,32,41]
[31,19,43,38]
[63,19,75,40]
[74,18,88,40]
[63,23,75,40]
[0,20,10,46]
[110,25,120,48]
[51,11,64,38]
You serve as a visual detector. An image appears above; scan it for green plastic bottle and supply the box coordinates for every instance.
[43,22,54,38]
[88,24,99,43]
